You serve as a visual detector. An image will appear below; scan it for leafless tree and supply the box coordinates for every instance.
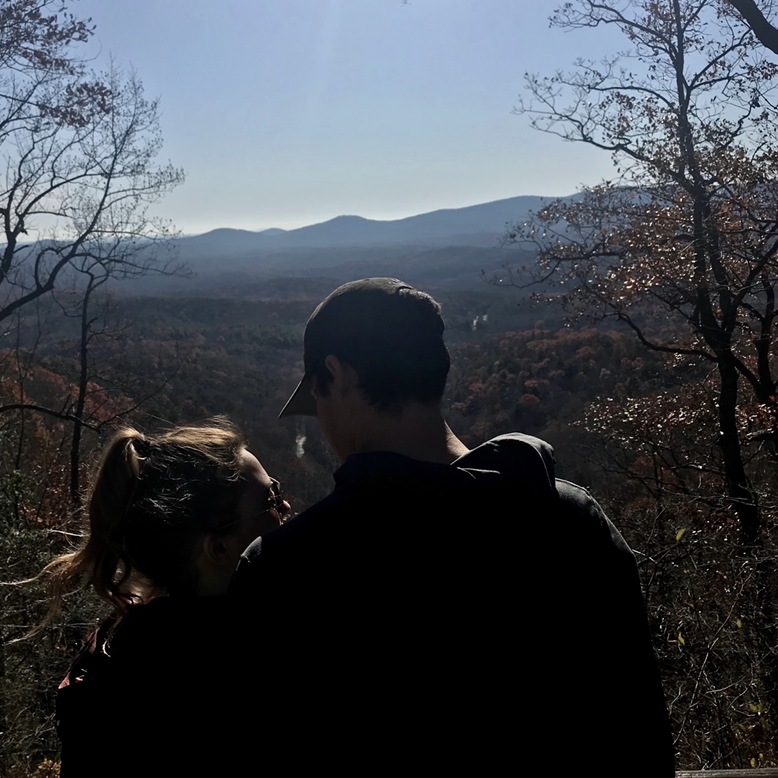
[0,1,185,325]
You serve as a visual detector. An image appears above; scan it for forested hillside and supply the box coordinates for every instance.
[4,279,777,772]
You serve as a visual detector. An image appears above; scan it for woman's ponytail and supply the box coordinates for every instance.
[36,418,246,629]
[42,430,152,626]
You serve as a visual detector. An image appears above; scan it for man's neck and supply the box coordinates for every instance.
[353,403,469,464]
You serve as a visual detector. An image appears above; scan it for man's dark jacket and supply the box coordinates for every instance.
[231,433,675,775]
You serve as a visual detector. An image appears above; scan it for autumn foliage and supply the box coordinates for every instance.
[9,0,778,773]
[506,0,778,541]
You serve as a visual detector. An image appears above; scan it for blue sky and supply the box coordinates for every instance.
[74,0,625,233]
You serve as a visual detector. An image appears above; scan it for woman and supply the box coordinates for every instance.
[49,419,289,777]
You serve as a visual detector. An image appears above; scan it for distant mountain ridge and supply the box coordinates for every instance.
[126,194,568,293]
[184,194,555,251]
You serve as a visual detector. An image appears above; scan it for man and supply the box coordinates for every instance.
[231,278,674,774]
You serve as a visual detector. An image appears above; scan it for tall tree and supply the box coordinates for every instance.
[509,0,778,540]
[0,0,184,507]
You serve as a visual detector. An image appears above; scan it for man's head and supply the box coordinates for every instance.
[279,278,450,419]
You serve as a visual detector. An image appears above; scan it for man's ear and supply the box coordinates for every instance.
[324,354,357,394]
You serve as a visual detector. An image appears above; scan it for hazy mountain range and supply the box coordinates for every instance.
[183,194,548,251]
[139,194,551,292]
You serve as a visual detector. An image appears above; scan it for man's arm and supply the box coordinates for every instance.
[547,481,675,775]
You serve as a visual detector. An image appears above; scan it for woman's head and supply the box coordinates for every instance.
[49,419,288,617]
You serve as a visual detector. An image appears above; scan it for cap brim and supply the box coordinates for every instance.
[278,370,318,418]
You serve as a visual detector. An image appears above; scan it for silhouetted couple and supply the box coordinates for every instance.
[53,278,674,776]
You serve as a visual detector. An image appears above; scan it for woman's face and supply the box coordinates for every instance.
[230,449,291,556]
[195,449,291,596]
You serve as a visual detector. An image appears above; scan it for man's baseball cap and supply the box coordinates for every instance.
[279,277,447,418]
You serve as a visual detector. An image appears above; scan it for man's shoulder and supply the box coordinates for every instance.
[554,478,608,527]
[458,434,618,535]
[548,478,636,580]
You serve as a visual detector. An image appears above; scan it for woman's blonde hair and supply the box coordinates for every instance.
[43,418,247,622]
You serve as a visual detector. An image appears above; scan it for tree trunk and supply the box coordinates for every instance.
[69,281,93,510]
[718,356,760,540]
